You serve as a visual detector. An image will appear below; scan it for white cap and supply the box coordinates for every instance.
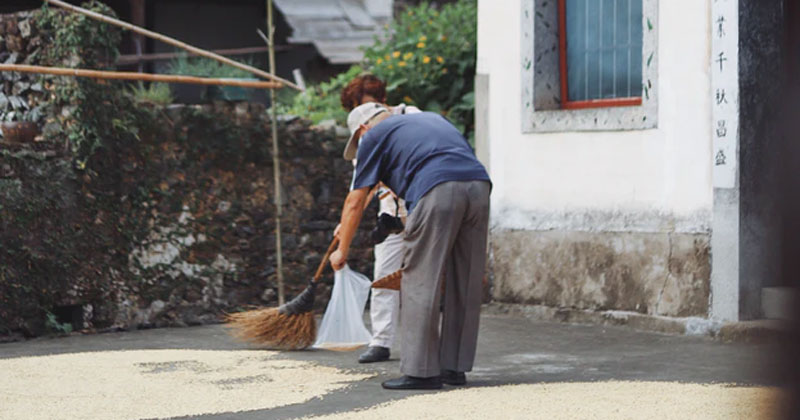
[343,102,388,160]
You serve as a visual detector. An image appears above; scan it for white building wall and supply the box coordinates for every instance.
[479,0,712,230]
[478,0,717,318]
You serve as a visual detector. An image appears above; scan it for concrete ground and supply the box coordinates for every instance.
[0,313,788,419]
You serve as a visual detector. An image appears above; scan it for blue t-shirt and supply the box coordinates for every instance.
[352,112,491,212]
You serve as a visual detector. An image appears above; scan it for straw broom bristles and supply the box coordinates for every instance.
[372,269,402,291]
[225,308,316,350]
[225,238,339,350]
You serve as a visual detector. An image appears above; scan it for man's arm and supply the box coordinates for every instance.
[330,186,371,271]
[333,183,378,238]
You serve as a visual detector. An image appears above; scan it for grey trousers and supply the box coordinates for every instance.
[399,180,491,378]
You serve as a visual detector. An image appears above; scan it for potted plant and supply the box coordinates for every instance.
[167,54,270,105]
[206,58,269,105]
[0,97,43,144]
[166,54,214,104]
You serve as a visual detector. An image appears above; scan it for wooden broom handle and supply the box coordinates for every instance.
[312,237,340,283]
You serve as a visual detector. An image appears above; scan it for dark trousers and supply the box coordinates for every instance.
[399,180,490,377]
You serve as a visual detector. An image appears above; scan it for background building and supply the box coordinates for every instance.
[475,0,798,324]
[2,0,394,82]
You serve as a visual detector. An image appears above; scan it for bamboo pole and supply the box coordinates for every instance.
[0,63,283,88]
[44,0,302,91]
[266,0,286,306]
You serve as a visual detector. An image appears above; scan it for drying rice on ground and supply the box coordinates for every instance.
[0,349,372,420]
[304,381,785,420]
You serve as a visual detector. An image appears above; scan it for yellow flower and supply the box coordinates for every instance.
[440,35,447,42]
[442,68,448,74]
[376,58,383,64]
[423,56,431,64]
[385,54,391,61]
[428,20,433,25]
[393,51,401,58]
[436,56,444,63]
[408,10,413,16]
[398,61,407,67]
[417,42,426,49]
[404,96,413,103]
[403,52,414,60]
[388,64,394,69]
[419,35,427,42]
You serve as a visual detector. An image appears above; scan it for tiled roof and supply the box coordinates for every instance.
[274,0,392,64]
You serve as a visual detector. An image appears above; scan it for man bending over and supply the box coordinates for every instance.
[330,103,491,390]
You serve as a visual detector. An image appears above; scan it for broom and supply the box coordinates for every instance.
[226,238,339,349]
[372,269,402,291]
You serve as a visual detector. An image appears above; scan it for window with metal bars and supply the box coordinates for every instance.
[558,0,643,109]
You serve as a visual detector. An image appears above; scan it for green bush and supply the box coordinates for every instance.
[285,0,477,139]
[167,54,254,79]
[282,65,363,124]
[364,0,477,136]
[36,1,143,168]
[128,82,173,106]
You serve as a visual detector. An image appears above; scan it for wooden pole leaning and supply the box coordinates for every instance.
[266,0,286,306]
[44,0,303,91]
[0,64,283,88]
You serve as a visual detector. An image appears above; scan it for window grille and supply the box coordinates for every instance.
[559,0,643,108]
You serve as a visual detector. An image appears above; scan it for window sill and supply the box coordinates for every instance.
[562,97,643,110]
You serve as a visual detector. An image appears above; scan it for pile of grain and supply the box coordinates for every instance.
[0,349,372,420]
[305,381,785,420]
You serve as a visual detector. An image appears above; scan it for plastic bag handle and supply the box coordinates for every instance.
[313,237,340,283]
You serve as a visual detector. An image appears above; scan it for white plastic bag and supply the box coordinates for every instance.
[313,264,373,350]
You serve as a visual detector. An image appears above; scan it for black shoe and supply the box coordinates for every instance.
[358,346,390,363]
[441,369,466,385]
[381,375,443,390]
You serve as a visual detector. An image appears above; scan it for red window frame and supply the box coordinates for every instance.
[557,0,643,110]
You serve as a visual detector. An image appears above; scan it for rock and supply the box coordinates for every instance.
[282,234,297,249]
[26,35,40,52]
[6,35,22,53]
[2,51,18,65]
[149,300,166,317]
[334,125,350,138]
[17,19,30,38]
[260,288,277,303]
[303,253,321,268]
[216,201,231,213]
[313,119,337,130]
[301,220,335,232]
[5,19,18,36]
[277,114,299,123]
[11,81,29,96]
[234,102,250,117]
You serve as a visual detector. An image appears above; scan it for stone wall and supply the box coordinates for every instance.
[0,10,49,127]
[0,6,379,340]
[1,100,375,340]
[491,230,711,318]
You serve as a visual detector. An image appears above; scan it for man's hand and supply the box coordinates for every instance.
[330,249,346,271]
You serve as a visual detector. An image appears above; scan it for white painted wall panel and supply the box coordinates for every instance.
[478,0,713,232]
